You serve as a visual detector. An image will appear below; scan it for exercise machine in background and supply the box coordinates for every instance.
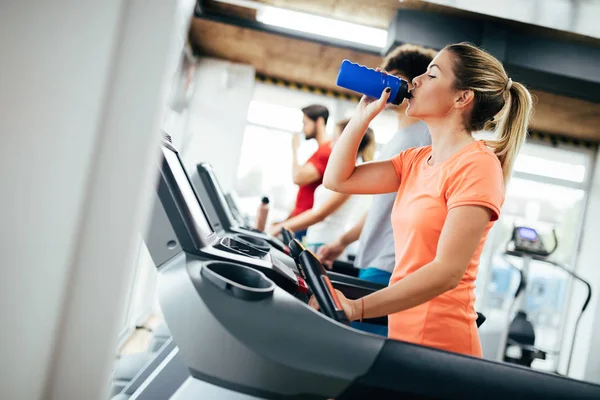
[498,226,591,375]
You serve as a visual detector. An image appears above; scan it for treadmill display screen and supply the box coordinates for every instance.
[518,227,538,241]
[162,147,214,240]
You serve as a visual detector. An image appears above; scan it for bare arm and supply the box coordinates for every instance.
[271,192,351,234]
[323,90,399,194]
[292,162,321,186]
[339,212,367,246]
[291,134,322,186]
[316,212,367,268]
[316,206,493,320]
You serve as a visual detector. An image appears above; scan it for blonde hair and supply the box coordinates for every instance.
[336,119,376,162]
[444,42,533,183]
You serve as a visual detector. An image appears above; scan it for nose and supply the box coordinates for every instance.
[412,76,420,88]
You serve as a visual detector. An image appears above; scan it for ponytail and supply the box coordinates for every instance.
[444,42,534,185]
[486,81,533,183]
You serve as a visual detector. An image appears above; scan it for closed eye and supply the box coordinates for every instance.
[428,75,436,79]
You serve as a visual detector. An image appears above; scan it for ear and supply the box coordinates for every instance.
[454,89,474,110]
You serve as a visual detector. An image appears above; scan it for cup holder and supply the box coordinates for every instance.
[201,261,275,301]
[234,234,271,253]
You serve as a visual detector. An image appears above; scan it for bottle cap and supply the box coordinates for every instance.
[393,80,411,104]
[261,196,270,204]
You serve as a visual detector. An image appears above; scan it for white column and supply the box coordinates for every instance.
[182,58,256,192]
[0,1,195,399]
[566,149,600,382]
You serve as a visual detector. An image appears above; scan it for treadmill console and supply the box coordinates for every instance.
[215,236,269,260]
[513,227,548,256]
[151,141,300,294]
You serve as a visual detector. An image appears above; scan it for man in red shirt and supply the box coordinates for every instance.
[288,104,332,240]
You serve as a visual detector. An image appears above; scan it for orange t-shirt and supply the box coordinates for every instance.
[388,140,505,357]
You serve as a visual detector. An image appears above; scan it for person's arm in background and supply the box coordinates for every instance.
[316,212,367,268]
[291,133,321,186]
[268,192,351,236]
[323,89,399,195]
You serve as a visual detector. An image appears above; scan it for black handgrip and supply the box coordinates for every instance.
[331,260,359,277]
[287,239,304,260]
[476,312,486,328]
[299,249,350,325]
[327,271,386,291]
[281,228,294,245]
[581,280,592,313]
[287,239,305,279]
[514,268,526,299]
[266,235,290,255]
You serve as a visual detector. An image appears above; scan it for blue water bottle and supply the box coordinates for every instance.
[336,59,411,105]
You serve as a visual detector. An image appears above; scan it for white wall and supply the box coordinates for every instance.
[568,149,600,382]
[182,58,256,192]
[121,237,159,337]
[0,1,194,399]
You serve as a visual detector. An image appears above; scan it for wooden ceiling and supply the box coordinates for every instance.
[191,1,600,142]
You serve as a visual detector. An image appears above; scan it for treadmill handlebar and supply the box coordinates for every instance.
[281,227,294,245]
[292,240,350,325]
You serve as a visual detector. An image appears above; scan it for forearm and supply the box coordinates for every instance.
[352,260,459,320]
[281,210,322,233]
[292,150,301,177]
[339,213,367,246]
[323,116,370,188]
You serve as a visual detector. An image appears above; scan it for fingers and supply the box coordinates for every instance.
[308,295,320,310]
[378,87,392,106]
[324,261,333,270]
[359,94,374,104]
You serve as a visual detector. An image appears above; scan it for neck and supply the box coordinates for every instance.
[314,126,328,145]
[426,116,474,165]
[396,104,419,130]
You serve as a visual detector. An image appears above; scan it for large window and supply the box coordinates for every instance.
[234,83,396,225]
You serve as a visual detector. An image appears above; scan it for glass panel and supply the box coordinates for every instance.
[514,143,589,183]
[250,83,341,135]
[473,134,590,183]
[247,100,303,132]
[501,178,585,265]
[234,124,318,222]
[524,258,571,372]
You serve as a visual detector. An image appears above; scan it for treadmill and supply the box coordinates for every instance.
[145,141,304,297]
[191,162,289,254]
[191,162,384,293]
[138,141,600,399]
